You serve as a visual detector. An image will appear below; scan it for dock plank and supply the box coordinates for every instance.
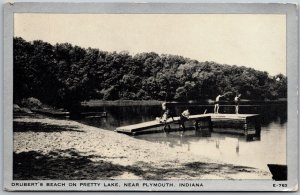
[115,115,210,133]
[203,113,259,119]
[116,117,179,133]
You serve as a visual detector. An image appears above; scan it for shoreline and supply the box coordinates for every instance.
[13,113,272,180]
[81,99,287,107]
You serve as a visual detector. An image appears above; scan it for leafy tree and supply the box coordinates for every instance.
[13,37,287,109]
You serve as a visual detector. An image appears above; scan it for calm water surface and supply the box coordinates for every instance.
[79,104,287,170]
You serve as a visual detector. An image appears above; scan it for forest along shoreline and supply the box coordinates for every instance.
[13,110,272,180]
[14,37,286,113]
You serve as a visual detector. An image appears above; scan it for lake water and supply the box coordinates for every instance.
[79,103,287,171]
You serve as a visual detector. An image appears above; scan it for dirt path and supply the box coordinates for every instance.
[13,114,271,180]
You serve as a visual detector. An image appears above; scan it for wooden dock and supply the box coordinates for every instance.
[115,113,261,138]
[115,115,211,135]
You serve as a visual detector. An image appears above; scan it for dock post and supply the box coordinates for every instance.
[244,123,248,136]
[163,123,171,134]
[194,120,199,131]
[208,117,213,132]
[255,117,261,139]
[194,120,201,136]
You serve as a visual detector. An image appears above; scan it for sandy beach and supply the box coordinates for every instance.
[13,114,272,180]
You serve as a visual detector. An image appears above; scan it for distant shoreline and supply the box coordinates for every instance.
[82,99,287,107]
[82,100,164,107]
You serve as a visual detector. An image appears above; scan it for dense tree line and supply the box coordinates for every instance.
[14,37,287,110]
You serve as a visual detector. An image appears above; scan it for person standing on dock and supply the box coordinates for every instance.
[234,94,241,114]
[161,102,167,112]
[214,94,223,114]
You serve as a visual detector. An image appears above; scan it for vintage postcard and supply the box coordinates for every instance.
[3,2,298,191]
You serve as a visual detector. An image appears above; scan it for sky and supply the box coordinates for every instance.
[14,14,286,76]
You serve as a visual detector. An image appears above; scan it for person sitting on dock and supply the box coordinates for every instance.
[159,102,175,122]
[179,109,190,132]
[160,109,172,122]
[234,94,241,114]
[214,94,223,114]
[158,103,176,133]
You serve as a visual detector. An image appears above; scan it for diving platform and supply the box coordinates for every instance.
[204,113,261,138]
[115,113,261,138]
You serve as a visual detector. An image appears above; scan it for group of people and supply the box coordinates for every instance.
[214,94,241,114]
[158,102,190,133]
[158,93,242,133]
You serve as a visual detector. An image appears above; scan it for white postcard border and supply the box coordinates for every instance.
[3,2,298,191]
